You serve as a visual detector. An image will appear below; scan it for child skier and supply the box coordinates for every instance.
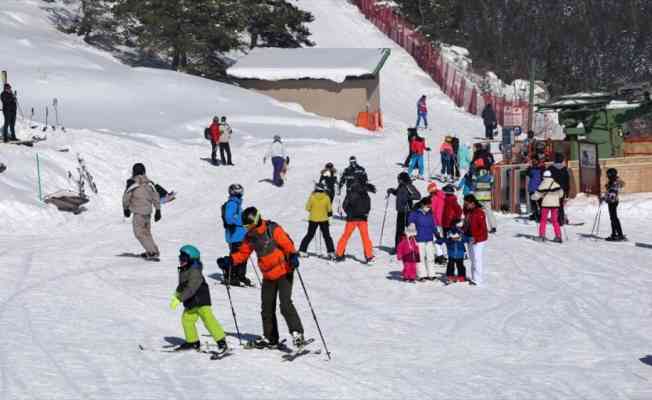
[444,220,469,283]
[299,183,335,259]
[440,136,455,182]
[408,198,439,280]
[170,245,229,355]
[441,184,463,236]
[408,134,428,179]
[603,168,625,241]
[396,224,419,282]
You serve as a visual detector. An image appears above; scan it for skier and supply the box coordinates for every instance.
[526,156,544,221]
[457,169,475,197]
[169,245,229,355]
[208,116,221,165]
[416,95,428,129]
[603,168,625,241]
[450,135,461,178]
[474,169,497,233]
[263,135,289,187]
[439,136,455,182]
[408,134,428,179]
[444,220,469,283]
[218,116,233,166]
[407,198,438,280]
[217,207,305,349]
[463,194,488,285]
[404,127,419,167]
[386,171,421,253]
[427,181,447,264]
[335,179,376,264]
[1,83,17,142]
[122,163,161,260]
[338,156,367,195]
[299,183,335,260]
[441,184,463,237]
[218,183,252,287]
[481,103,497,140]
[318,162,338,202]
[531,170,564,243]
[396,224,419,282]
[547,153,570,225]
[457,141,472,173]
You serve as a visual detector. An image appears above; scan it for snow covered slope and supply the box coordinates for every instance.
[1,0,651,399]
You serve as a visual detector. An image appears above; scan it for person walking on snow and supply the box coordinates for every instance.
[407,198,439,280]
[299,183,336,260]
[444,220,469,283]
[263,135,289,187]
[463,194,488,285]
[208,116,221,165]
[526,156,545,221]
[547,153,570,226]
[218,116,233,166]
[416,95,428,129]
[338,156,367,195]
[1,83,17,142]
[335,179,376,264]
[396,224,419,282]
[408,135,429,179]
[169,245,229,355]
[386,172,421,253]
[457,169,475,197]
[481,103,497,140]
[122,163,161,260]
[603,168,625,241]
[319,162,338,202]
[531,170,564,243]
[218,183,252,287]
[217,207,305,349]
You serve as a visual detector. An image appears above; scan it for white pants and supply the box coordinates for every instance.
[468,241,486,285]
[480,201,497,230]
[416,241,436,279]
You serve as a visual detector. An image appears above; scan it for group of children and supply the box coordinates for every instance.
[405,129,474,184]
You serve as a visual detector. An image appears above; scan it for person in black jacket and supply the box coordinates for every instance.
[481,104,497,140]
[319,162,338,201]
[451,136,460,178]
[387,172,421,253]
[338,156,367,194]
[335,179,376,263]
[1,83,17,142]
[547,153,570,225]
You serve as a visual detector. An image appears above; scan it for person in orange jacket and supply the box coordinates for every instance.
[209,116,221,165]
[217,207,305,349]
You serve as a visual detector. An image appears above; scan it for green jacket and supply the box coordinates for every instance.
[176,261,211,309]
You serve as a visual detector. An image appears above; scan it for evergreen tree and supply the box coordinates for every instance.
[242,0,315,49]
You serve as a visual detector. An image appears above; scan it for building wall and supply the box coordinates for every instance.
[239,77,380,124]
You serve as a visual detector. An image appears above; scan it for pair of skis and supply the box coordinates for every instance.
[29,98,65,132]
[138,343,232,361]
[67,153,98,198]
[242,337,317,362]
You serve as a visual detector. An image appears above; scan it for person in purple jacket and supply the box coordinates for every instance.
[416,95,428,129]
[407,198,439,280]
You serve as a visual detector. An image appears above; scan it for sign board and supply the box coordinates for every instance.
[504,105,526,127]
[625,111,652,140]
[578,141,600,196]
[1,70,6,85]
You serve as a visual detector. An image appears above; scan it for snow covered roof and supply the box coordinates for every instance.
[227,48,391,83]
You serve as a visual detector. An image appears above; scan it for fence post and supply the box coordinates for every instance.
[36,153,43,201]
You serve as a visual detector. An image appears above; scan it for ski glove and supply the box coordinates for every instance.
[217,256,232,270]
[289,253,300,270]
[154,209,161,222]
[123,209,131,218]
[386,188,396,196]
[169,294,181,310]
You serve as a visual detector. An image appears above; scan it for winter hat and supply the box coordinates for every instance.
[406,224,417,237]
[3,83,10,90]
[443,184,455,194]
[606,168,618,179]
[398,172,411,184]
[349,155,357,163]
[325,162,334,169]
[273,134,281,142]
[213,116,219,122]
[132,163,146,177]
[543,170,552,178]
[221,116,227,122]
[427,182,438,193]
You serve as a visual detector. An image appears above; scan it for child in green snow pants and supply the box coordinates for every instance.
[181,306,225,343]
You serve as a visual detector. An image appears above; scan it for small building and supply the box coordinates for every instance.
[227,48,391,127]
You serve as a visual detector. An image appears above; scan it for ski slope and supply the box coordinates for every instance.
[1,0,652,399]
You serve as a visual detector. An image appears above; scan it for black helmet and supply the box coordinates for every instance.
[228,183,244,197]
[242,207,261,230]
[397,172,411,184]
[606,168,618,179]
[132,163,146,176]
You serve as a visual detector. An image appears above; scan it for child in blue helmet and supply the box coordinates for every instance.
[170,245,228,354]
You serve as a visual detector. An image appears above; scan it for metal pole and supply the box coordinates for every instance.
[249,258,262,286]
[36,153,43,201]
[528,59,536,132]
[378,195,390,247]
[295,269,331,361]
[223,261,242,345]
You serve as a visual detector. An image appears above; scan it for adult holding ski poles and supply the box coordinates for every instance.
[217,183,252,287]
[1,83,17,142]
[386,172,421,254]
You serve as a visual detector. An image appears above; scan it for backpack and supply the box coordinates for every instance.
[221,201,237,234]
[204,127,211,140]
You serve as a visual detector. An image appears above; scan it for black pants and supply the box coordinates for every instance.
[299,221,335,253]
[211,142,218,164]
[446,258,466,277]
[558,199,567,226]
[484,124,494,139]
[529,192,541,220]
[227,242,249,284]
[219,142,232,165]
[394,211,408,251]
[608,202,623,237]
[3,111,16,142]
[261,272,303,343]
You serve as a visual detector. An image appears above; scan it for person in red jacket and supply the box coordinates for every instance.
[209,116,221,165]
[408,135,429,179]
[441,185,462,235]
[463,194,488,285]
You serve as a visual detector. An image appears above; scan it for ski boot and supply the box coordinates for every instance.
[174,341,200,351]
[551,237,563,244]
[489,228,497,234]
[215,339,228,355]
[299,251,309,258]
[327,252,336,261]
[292,332,305,348]
[253,338,278,350]
[365,256,376,265]
[334,255,345,262]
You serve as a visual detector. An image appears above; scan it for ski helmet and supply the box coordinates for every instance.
[242,207,261,229]
[606,168,618,179]
[349,155,357,163]
[179,245,201,262]
[228,183,244,197]
[132,163,146,176]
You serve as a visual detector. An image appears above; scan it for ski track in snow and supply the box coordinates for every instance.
[0,0,651,399]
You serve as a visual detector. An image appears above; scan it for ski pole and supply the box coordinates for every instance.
[317,227,322,255]
[378,195,390,247]
[36,153,43,201]
[248,258,262,286]
[295,268,331,360]
[222,261,242,346]
[43,106,48,132]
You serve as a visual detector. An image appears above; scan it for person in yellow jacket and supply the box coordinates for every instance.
[299,183,335,259]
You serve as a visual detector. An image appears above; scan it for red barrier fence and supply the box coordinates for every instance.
[352,0,529,128]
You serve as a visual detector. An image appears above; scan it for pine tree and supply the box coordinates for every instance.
[242,0,314,49]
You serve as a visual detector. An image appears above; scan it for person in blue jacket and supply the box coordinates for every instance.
[407,199,439,280]
[457,169,475,197]
[219,183,251,287]
[442,220,470,283]
[526,157,544,221]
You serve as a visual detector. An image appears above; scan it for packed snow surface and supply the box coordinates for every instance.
[1,0,651,399]
[227,47,390,83]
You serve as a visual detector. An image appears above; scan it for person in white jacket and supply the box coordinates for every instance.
[263,135,289,187]
[531,170,564,243]
[218,116,233,166]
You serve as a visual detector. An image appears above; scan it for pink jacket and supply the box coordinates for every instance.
[396,237,419,280]
[430,191,445,226]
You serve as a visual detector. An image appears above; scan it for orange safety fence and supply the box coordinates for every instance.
[356,111,384,131]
